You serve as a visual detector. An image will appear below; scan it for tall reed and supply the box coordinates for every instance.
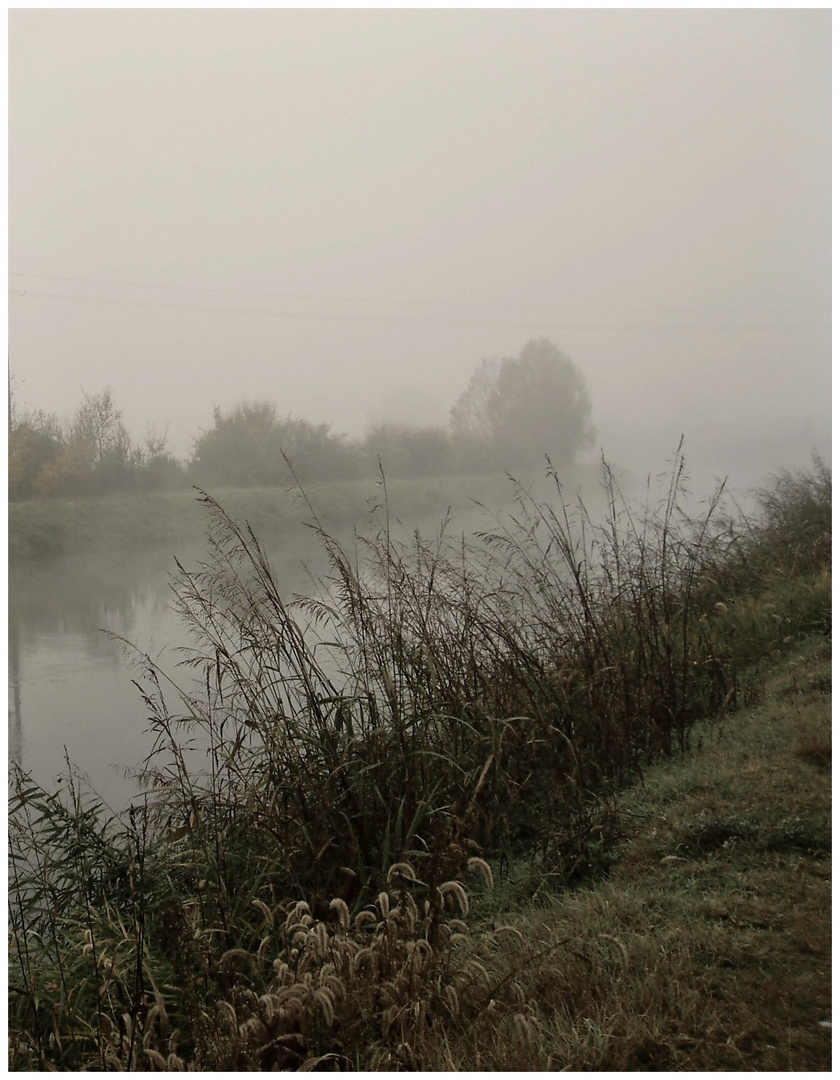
[9,451,830,1068]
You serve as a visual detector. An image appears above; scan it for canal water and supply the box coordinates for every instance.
[8,541,329,812]
[8,468,750,813]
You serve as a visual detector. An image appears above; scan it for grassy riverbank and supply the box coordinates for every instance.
[453,632,830,1070]
[8,473,523,561]
[9,455,830,1069]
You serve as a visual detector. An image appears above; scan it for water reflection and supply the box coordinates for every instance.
[12,482,703,811]
[9,617,22,766]
[9,550,183,809]
[8,542,328,811]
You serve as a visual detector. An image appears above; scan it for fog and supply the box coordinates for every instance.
[9,9,830,493]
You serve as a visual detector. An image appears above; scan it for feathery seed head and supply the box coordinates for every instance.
[314,921,329,957]
[387,861,419,883]
[438,880,470,915]
[272,959,291,982]
[313,986,336,1026]
[467,856,494,890]
[329,896,350,931]
[251,897,274,926]
[444,984,460,1019]
[220,947,251,973]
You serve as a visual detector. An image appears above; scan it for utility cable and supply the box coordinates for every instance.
[8,271,829,317]
[8,288,827,333]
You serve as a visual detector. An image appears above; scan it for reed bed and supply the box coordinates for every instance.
[9,450,830,1069]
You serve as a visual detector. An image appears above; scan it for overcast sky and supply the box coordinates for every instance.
[9,8,831,488]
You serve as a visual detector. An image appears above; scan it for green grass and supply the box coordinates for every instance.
[8,453,831,1069]
[8,473,520,561]
[455,634,830,1071]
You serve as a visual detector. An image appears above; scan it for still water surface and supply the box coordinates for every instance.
[9,473,749,813]
[9,543,326,811]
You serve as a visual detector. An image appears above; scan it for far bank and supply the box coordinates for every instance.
[8,472,544,562]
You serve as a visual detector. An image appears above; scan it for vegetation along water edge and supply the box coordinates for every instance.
[8,452,830,1069]
[8,472,520,562]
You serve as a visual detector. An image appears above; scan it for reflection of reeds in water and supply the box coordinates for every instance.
[9,616,23,764]
[8,451,831,1069]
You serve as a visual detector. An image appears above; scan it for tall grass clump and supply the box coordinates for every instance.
[128,450,739,896]
[9,450,831,1069]
[692,453,831,674]
[748,453,831,578]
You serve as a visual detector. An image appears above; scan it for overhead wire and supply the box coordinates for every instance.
[8,285,828,333]
[8,270,829,320]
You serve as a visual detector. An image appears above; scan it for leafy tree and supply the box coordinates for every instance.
[69,388,139,493]
[34,388,141,496]
[191,402,281,487]
[8,407,64,501]
[190,402,359,488]
[9,387,183,498]
[276,416,360,483]
[362,423,453,479]
[448,359,499,444]
[137,430,188,491]
[450,338,594,472]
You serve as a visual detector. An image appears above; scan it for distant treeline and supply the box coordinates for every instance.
[9,338,594,500]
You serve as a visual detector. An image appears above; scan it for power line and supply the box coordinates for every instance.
[8,270,829,316]
[8,286,829,333]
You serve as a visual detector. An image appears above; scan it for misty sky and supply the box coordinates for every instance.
[9,9,831,487]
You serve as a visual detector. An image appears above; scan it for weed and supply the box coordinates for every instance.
[9,453,831,1068]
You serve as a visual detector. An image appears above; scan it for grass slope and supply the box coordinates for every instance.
[447,634,831,1070]
[8,473,520,561]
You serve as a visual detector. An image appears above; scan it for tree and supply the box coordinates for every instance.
[9,386,183,498]
[190,402,284,487]
[448,359,500,443]
[69,388,138,493]
[8,407,64,500]
[189,401,359,488]
[274,416,360,483]
[362,423,453,479]
[10,388,138,498]
[449,339,595,472]
[137,429,187,491]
